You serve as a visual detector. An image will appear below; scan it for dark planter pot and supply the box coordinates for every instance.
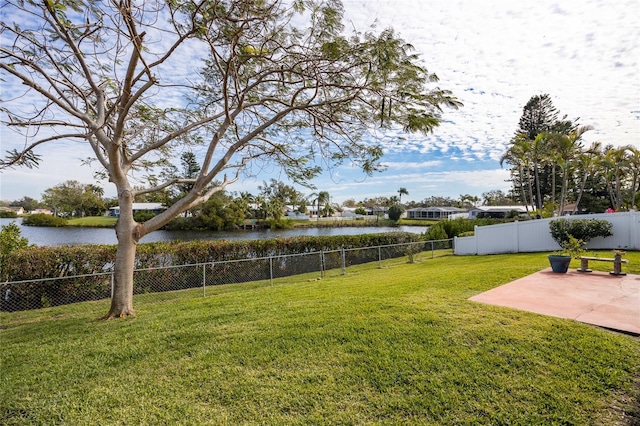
[548,255,571,273]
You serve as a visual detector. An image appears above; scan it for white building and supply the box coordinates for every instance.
[108,203,165,217]
[468,205,532,219]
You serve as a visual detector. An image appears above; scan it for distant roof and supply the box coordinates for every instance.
[407,206,466,212]
[470,206,530,212]
[109,203,165,211]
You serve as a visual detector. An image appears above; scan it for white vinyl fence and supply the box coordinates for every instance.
[454,211,640,255]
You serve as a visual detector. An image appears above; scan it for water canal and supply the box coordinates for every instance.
[1,218,427,247]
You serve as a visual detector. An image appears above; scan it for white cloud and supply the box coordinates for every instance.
[1,0,638,204]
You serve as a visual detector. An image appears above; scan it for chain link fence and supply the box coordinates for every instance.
[1,239,452,313]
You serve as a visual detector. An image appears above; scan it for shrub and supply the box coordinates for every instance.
[388,205,404,222]
[424,218,495,240]
[0,223,29,277]
[264,217,293,229]
[133,211,157,222]
[556,235,586,259]
[424,224,448,241]
[0,210,18,218]
[22,213,67,227]
[548,218,613,248]
[1,244,117,311]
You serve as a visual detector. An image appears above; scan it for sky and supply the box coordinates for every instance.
[1,0,639,205]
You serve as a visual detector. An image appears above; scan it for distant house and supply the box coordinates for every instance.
[337,207,359,218]
[284,205,310,220]
[468,205,530,219]
[285,211,310,220]
[407,206,466,220]
[31,208,53,215]
[363,206,388,216]
[108,203,165,217]
[1,206,25,216]
[559,204,579,216]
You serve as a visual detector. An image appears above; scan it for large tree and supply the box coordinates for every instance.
[42,180,106,217]
[0,0,461,318]
[517,94,574,140]
[502,94,578,211]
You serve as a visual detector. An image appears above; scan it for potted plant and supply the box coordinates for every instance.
[547,218,612,273]
[548,236,585,273]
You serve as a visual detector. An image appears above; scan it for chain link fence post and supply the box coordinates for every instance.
[269,256,273,286]
[341,248,346,275]
[202,264,206,297]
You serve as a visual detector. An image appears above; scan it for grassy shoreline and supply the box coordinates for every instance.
[2,253,638,424]
[57,216,436,229]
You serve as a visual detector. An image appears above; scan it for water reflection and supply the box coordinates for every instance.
[1,218,427,247]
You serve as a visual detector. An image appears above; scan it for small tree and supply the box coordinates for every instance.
[0,223,28,279]
[548,218,613,249]
[0,222,28,253]
[388,204,404,221]
[424,223,448,241]
[1,0,461,318]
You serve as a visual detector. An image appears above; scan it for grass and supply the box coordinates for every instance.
[66,216,117,227]
[397,218,439,226]
[1,252,639,425]
[64,216,429,229]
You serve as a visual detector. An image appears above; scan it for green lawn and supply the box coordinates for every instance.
[66,216,117,227]
[397,218,439,226]
[1,252,639,424]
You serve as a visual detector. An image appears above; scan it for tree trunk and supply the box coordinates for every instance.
[518,165,529,213]
[526,168,534,213]
[534,164,542,211]
[559,171,568,217]
[551,164,556,213]
[574,174,588,213]
[616,175,623,210]
[103,191,140,319]
[104,232,137,318]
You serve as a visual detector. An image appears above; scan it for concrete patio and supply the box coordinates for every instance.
[469,268,640,335]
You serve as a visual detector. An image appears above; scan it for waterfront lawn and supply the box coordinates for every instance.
[1,253,639,424]
[397,218,440,226]
[66,216,117,227]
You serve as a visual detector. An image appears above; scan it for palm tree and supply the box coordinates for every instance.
[238,191,255,219]
[500,137,534,212]
[317,191,331,218]
[548,125,592,215]
[626,146,640,209]
[601,145,639,211]
[574,142,601,212]
[397,187,408,204]
[254,195,267,220]
[530,132,553,210]
[308,191,331,220]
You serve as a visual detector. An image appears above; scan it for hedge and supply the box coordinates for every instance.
[1,233,422,311]
[22,213,68,227]
[548,218,613,247]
